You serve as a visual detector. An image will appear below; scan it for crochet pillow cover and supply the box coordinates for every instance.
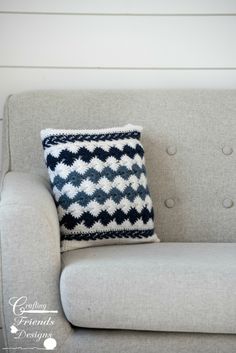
[41,124,158,251]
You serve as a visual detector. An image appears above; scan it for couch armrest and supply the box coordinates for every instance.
[0,172,71,351]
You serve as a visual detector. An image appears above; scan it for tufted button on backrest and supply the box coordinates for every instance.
[164,198,175,209]
[222,198,234,209]
[166,146,177,156]
[222,146,233,156]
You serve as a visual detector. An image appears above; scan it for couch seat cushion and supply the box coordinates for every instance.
[60,243,236,334]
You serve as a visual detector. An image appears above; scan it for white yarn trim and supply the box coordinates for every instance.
[61,233,159,252]
[41,124,143,139]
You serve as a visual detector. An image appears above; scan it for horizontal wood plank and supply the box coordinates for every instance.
[0,15,236,68]
[1,68,236,118]
[1,0,236,14]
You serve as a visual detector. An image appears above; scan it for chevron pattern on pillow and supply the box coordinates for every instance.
[41,124,158,251]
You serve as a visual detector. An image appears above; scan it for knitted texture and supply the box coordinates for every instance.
[41,124,158,251]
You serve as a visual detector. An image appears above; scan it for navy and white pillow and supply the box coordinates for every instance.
[41,124,158,251]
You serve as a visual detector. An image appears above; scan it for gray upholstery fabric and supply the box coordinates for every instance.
[3,90,236,242]
[65,329,236,353]
[1,91,236,352]
[0,172,72,351]
[61,243,236,334]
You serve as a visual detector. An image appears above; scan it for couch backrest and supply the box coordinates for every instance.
[3,90,236,242]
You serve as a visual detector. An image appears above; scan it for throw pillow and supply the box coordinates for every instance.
[41,124,158,251]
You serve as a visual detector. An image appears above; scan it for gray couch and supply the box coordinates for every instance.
[0,90,236,353]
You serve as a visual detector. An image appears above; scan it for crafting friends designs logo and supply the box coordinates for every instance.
[4,296,58,350]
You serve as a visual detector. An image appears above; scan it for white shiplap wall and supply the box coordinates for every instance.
[0,1,236,164]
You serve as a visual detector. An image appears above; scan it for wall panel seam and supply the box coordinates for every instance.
[0,11,236,16]
[0,66,236,70]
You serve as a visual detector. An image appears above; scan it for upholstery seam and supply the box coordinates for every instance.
[0,95,12,197]
[57,325,74,353]
[0,171,10,350]
[0,229,9,351]
[7,95,12,173]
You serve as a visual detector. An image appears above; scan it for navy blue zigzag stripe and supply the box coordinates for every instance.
[61,207,154,229]
[53,163,146,190]
[43,130,141,148]
[58,185,150,210]
[61,228,155,241]
[46,144,144,170]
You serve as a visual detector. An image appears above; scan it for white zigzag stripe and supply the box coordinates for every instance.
[58,194,153,220]
[48,153,145,182]
[44,138,143,158]
[61,218,154,235]
[53,173,147,200]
